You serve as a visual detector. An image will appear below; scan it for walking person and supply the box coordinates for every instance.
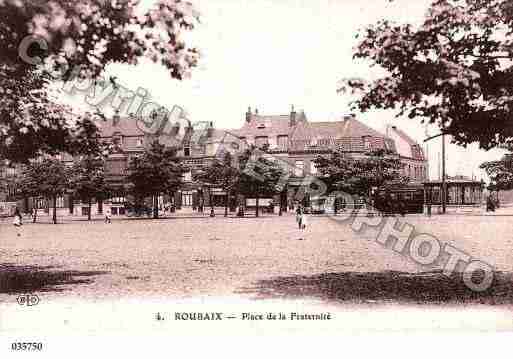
[295,205,303,230]
[105,208,112,224]
[13,208,23,237]
[300,210,308,230]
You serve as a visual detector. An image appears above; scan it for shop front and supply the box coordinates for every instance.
[424,179,485,214]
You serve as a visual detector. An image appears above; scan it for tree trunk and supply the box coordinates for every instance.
[279,191,284,216]
[209,189,215,217]
[224,192,229,217]
[33,201,37,223]
[255,194,259,218]
[88,197,92,221]
[153,193,159,219]
[52,196,57,224]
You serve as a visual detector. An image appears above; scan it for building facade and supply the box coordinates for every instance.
[2,107,429,216]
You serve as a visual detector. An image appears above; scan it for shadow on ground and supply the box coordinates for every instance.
[239,270,513,305]
[0,264,109,294]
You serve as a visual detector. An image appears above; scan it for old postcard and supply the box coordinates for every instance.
[1,0,513,356]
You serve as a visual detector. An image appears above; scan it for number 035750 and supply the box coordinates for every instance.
[11,342,43,351]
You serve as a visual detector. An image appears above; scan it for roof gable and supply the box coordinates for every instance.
[97,116,145,138]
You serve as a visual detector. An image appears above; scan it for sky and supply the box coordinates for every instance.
[60,0,507,181]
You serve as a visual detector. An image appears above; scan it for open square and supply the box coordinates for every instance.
[1,214,512,306]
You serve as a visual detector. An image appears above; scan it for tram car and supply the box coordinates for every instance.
[373,184,424,215]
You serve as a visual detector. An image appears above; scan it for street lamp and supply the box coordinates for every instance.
[424,131,447,214]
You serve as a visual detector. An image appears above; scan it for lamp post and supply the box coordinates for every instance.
[424,131,447,214]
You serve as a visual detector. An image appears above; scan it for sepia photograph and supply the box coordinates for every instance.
[0,0,513,356]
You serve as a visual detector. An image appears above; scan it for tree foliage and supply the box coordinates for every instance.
[194,152,240,216]
[0,0,199,163]
[0,64,107,163]
[16,157,71,223]
[313,149,407,199]
[342,0,513,149]
[126,141,185,218]
[69,156,111,220]
[480,153,513,190]
[236,146,286,217]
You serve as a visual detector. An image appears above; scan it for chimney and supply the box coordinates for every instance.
[113,109,121,126]
[207,121,214,137]
[245,106,252,123]
[290,105,297,127]
[343,113,355,121]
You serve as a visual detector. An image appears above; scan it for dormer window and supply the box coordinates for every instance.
[112,132,123,147]
[362,136,372,150]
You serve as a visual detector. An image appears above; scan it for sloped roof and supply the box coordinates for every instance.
[290,117,396,153]
[97,116,145,137]
[236,112,306,137]
[387,125,425,160]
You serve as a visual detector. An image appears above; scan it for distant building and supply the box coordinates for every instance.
[2,106,429,216]
[385,125,428,183]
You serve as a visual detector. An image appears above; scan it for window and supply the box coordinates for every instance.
[183,170,192,182]
[136,138,144,147]
[432,187,441,203]
[238,137,247,151]
[363,136,372,150]
[294,160,304,177]
[319,138,331,147]
[255,136,268,148]
[310,162,318,175]
[112,133,123,147]
[107,160,127,175]
[184,147,191,157]
[111,196,126,204]
[277,135,288,150]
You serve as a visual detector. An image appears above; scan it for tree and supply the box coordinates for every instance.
[236,146,286,217]
[0,0,199,162]
[69,157,111,221]
[194,152,240,217]
[68,111,112,220]
[126,141,185,219]
[0,67,107,163]
[313,149,406,210]
[480,153,513,190]
[341,0,513,150]
[17,158,70,224]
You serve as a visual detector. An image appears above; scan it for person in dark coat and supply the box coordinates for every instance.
[13,208,23,237]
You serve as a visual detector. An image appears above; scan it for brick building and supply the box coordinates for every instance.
[2,107,429,216]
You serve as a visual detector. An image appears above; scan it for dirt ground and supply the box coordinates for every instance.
[0,214,512,305]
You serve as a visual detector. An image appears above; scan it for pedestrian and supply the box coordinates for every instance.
[300,210,308,230]
[13,208,23,237]
[295,206,303,229]
[105,208,112,224]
